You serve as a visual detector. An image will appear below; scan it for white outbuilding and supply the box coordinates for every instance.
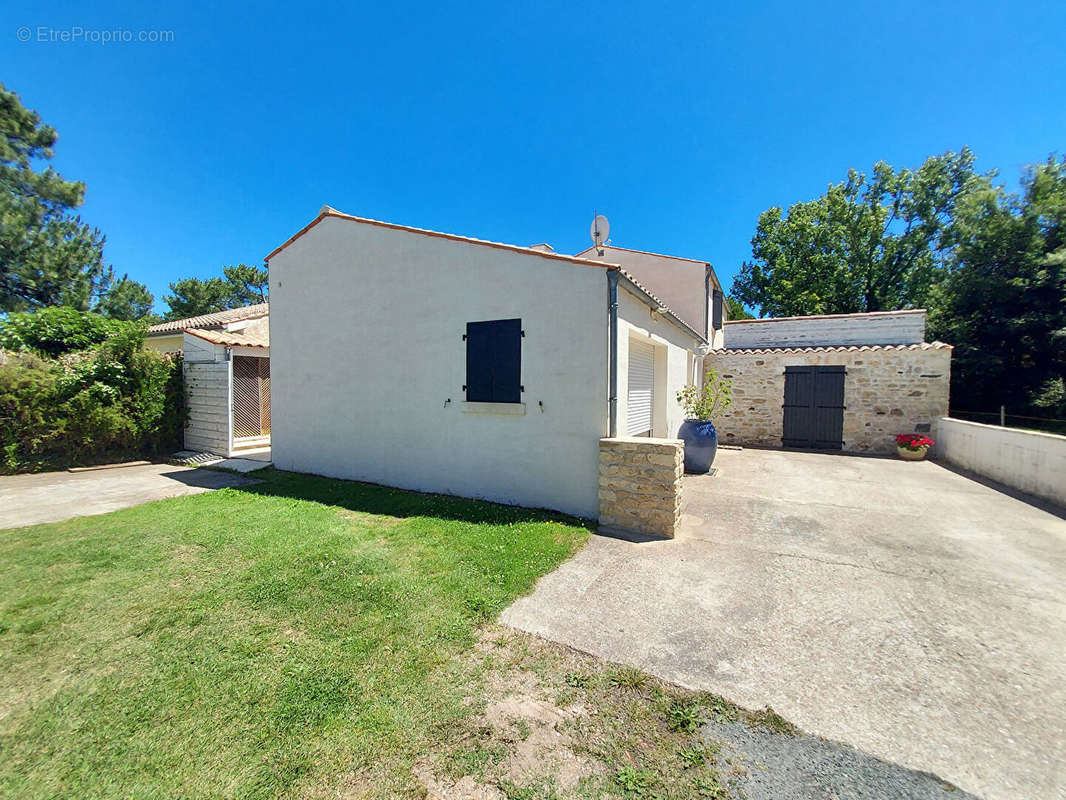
[145,304,272,457]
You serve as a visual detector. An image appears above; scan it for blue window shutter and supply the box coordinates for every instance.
[466,319,522,402]
[465,322,494,402]
[491,319,522,403]
[712,289,724,331]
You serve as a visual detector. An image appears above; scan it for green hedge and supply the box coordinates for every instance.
[0,308,185,473]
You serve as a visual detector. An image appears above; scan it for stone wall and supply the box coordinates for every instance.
[705,343,952,454]
[598,437,683,538]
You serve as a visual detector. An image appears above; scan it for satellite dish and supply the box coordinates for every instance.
[590,214,610,248]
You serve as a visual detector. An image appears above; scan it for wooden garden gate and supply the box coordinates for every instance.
[232,356,271,442]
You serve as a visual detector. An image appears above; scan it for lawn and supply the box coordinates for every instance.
[0,467,842,800]
[0,468,591,798]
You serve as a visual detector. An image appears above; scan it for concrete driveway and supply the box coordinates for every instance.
[0,463,257,529]
[501,448,1066,800]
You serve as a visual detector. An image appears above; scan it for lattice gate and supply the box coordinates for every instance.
[232,356,271,439]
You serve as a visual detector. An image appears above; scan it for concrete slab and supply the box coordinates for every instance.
[212,457,273,473]
[231,447,271,462]
[0,463,257,529]
[501,448,1066,800]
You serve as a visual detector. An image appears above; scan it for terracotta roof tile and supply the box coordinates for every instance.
[147,303,269,335]
[185,328,269,349]
[708,341,952,356]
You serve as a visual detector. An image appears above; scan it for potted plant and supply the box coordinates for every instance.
[895,433,934,461]
[675,371,733,474]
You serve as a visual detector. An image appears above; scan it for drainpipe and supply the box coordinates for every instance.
[607,269,620,438]
[704,264,712,341]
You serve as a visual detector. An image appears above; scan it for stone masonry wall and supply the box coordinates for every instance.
[599,437,683,538]
[706,344,952,454]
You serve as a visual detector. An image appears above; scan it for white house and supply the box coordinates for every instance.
[266,208,722,518]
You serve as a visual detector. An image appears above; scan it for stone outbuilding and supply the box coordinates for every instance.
[707,310,951,454]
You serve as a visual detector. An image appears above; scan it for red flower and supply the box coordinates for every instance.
[896,433,934,449]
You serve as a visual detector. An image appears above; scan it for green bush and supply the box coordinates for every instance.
[0,309,185,473]
[0,306,122,357]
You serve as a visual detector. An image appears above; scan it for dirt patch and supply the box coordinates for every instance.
[484,690,598,790]
[416,636,602,798]
[413,762,505,800]
[411,625,976,800]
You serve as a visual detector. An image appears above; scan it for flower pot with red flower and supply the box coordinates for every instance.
[896,433,934,460]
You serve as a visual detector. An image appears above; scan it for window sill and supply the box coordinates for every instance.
[461,402,526,416]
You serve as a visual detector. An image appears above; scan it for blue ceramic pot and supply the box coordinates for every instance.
[678,419,718,474]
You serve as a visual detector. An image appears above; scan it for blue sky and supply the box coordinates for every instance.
[5,0,1064,313]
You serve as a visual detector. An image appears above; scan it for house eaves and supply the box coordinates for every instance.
[147,303,269,335]
[266,208,706,344]
[266,207,619,270]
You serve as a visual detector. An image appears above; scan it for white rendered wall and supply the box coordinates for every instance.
[576,246,722,342]
[144,333,184,354]
[724,310,926,349]
[936,417,1066,508]
[268,216,611,518]
[616,285,704,440]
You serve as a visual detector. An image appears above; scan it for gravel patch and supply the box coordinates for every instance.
[704,718,979,800]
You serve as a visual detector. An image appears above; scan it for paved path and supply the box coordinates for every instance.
[502,449,1066,800]
[0,463,257,529]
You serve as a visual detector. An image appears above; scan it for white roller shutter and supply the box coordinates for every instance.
[627,339,655,436]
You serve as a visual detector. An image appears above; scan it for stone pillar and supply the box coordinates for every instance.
[598,437,684,539]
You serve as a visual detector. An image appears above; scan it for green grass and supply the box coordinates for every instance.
[0,468,590,799]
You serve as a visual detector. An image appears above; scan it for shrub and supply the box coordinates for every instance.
[0,306,122,356]
[0,309,184,472]
[676,370,733,421]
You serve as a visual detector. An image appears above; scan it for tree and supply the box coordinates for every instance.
[726,295,754,320]
[222,264,268,304]
[0,82,109,312]
[162,264,268,320]
[732,149,981,317]
[928,156,1066,416]
[93,275,155,321]
[163,277,234,320]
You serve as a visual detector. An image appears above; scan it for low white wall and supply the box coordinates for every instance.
[936,417,1066,507]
